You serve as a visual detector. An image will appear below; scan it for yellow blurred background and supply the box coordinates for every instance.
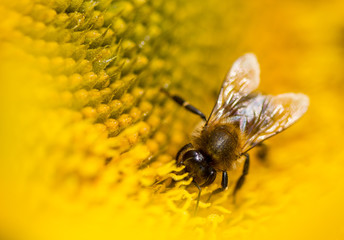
[0,0,344,239]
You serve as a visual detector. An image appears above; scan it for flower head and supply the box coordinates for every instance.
[0,0,343,240]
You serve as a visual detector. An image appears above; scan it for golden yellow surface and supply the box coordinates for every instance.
[0,0,344,239]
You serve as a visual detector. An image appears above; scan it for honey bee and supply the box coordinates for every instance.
[164,53,309,210]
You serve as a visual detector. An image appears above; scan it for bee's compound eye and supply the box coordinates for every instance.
[176,143,194,166]
[181,150,216,186]
[182,150,203,163]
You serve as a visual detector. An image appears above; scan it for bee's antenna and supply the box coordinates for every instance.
[192,181,202,216]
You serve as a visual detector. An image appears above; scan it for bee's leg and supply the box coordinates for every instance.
[161,88,207,121]
[233,154,250,202]
[206,171,228,202]
[256,143,268,162]
[193,181,202,215]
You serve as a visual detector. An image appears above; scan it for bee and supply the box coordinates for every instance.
[164,53,309,210]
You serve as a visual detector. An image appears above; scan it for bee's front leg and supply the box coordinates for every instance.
[206,171,228,202]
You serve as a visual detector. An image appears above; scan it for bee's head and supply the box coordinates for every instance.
[177,147,216,187]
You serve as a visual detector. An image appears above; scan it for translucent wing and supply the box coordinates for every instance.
[207,53,260,124]
[221,93,309,153]
[207,53,309,153]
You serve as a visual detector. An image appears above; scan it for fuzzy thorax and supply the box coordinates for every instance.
[192,123,242,171]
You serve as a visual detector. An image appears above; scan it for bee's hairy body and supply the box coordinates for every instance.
[193,124,242,171]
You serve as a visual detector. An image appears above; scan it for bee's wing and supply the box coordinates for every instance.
[207,53,309,152]
[207,53,260,124]
[227,93,309,152]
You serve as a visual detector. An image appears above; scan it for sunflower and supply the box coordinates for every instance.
[0,0,344,240]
